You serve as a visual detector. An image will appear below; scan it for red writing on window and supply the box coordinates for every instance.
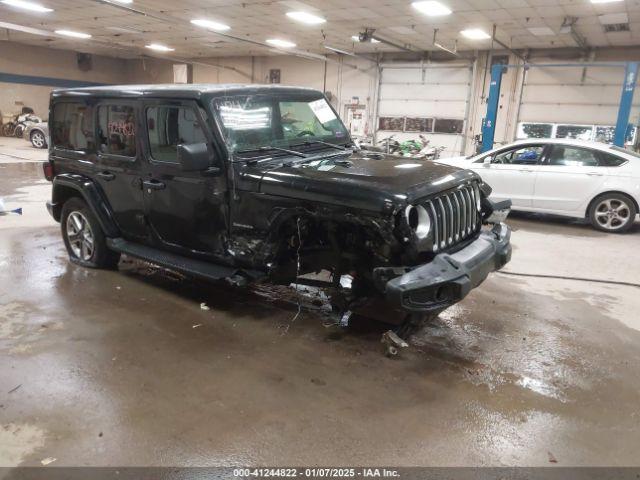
[108,121,135,137]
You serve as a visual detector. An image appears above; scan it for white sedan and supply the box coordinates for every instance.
[436,139,640,233]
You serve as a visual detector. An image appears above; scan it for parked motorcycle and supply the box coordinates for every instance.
[358,134,446,160]
[1,108,41,137]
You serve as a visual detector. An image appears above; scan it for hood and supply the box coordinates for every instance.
[239,150,479,213]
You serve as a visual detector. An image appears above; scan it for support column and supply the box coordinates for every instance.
[614,62,639,147]
[481,64,504,152]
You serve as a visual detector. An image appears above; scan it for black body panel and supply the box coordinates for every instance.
[46,84,511,316]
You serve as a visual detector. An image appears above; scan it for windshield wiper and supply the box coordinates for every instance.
[290,140,348,151]
[236,146,309,165]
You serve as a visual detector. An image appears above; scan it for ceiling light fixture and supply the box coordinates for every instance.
[145,43,175,52]
[0,0,52,12]
[266,38,296,48]
[286,11,326,25]
[111,0,133,3]
[55,29,92,39]
[590,0,623,3]
[190,18,231,31]
[324,45,355,56]
[528,27,555,36]
[412,1,451,16]
[460,28,491,40]
[351,35,380,43]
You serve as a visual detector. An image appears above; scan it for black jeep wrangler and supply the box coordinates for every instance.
[44,84,511,331]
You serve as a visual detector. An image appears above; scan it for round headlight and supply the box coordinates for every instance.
[405,205,431,240]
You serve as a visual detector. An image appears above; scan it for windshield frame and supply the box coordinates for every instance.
[210,92,352,161]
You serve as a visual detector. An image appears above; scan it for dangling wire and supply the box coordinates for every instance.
[282,216,303,334]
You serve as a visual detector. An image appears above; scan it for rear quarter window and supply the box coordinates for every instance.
[599,151,628,167]
[51,102,95,151]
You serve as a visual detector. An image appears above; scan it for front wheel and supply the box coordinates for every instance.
[588,193,637,233]
[14,125,25,138]
[61,198,120,268]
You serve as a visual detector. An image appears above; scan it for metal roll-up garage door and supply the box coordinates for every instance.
[376,63,473,157]
[516,64,640,144]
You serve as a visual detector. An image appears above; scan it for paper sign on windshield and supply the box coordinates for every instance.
[309,99,337,124]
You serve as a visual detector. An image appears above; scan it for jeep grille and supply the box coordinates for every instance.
[424,182,481,252]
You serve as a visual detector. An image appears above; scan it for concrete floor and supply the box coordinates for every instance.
[1,139,640,467]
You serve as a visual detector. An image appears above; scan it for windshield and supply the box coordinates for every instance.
[212,94,350,156]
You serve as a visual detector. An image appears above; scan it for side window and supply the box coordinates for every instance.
[97,104,137,157]
[599,152,627,167]
[146,106,207,163]
[51,102,95,151]
[492,145,544,165]
[548,146,600,167]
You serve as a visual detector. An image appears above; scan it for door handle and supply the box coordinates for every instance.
[519,169,534,173]
[587,172,603,176]
[143,179,166,191]
[96,171,115,181]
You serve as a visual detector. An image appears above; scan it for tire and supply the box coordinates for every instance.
[60,197,120,269]
[588,193,637,233]
[30,130,47,149]
[14,125,25,138]
[2,124,14,137]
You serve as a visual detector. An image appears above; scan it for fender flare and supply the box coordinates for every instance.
[51,174,120,237]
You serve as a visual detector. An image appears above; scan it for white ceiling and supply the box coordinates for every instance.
[0,0,639,60]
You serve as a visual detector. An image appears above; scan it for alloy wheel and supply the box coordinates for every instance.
[66,211,95,261]
[32,132,45,148]
[594,198,631,231]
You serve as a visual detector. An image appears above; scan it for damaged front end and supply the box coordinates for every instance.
[242,177,511,325]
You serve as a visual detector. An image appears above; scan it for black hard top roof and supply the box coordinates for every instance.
[51,83,323,100]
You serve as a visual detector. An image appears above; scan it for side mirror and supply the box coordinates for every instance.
[483,156,492,166]
[177,143,213,172]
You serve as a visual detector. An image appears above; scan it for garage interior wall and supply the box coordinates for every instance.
[2,40,639,155]
[0,40,132,117]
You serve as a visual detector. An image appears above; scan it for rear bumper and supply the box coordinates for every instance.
[377,223,511,312]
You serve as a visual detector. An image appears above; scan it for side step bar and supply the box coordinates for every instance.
[106,237,264,284]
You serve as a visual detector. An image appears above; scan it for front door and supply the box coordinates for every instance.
[141,100,227,255]
[533,144,609,212]
[473,144,547,207]
[95,101,147,240]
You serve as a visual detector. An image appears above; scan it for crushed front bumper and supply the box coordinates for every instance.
[376,223,511,312]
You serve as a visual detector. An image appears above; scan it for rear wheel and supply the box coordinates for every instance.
[2,123,14,137]
[61,198,120,269]
[14,124,25,138]
[30,130,47,148]
[589,193,637,233]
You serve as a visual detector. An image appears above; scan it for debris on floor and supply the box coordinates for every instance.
[381,330,409,357]
[339,310,352,327]
[0,198,22,216]
[7,384,21,394]
[192,324,203,329]
[200,303,210,311]
[40,457,56,466]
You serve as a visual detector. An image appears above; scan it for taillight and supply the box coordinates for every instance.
[43,161,54,181]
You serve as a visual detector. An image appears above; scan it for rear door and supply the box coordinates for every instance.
[472,144,547,207]
[94,101,147,240]
[532,145,609,213]
[141,100,227,255]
